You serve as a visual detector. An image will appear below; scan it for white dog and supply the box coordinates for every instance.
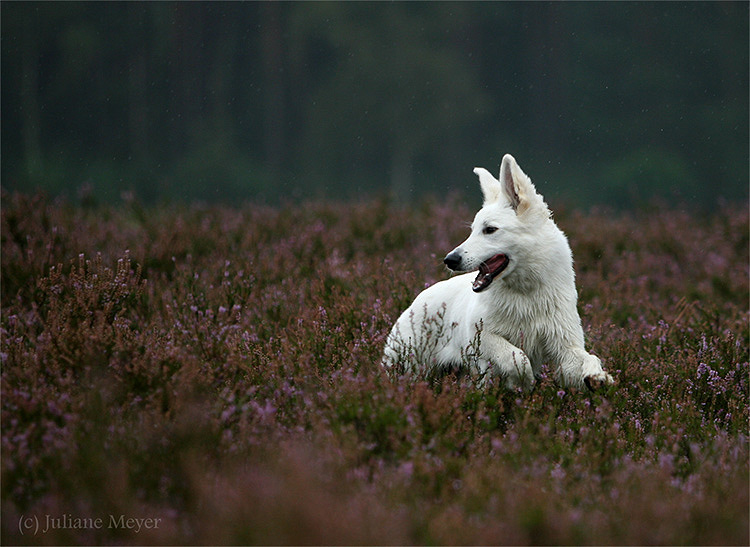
[382,154,613,390]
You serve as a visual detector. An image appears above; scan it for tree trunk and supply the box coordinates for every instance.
[21,11,42,180]
[261,2,285,178]
[390,146,413,203]
[127,4,149,165]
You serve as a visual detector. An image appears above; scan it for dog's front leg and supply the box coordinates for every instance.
[557,348,614,390]
[480,335,535,390]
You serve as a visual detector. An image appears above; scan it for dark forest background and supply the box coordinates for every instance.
[2,2,748,208]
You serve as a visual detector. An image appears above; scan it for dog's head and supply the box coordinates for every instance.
[444,154,552,292]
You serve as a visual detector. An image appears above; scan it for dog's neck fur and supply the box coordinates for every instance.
[500,269,543,294]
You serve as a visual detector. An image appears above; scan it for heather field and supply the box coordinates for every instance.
[1,192,748,545]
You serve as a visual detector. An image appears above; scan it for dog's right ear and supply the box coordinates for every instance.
[499,154,542,215]
[473,167,503,206]
[499,154,522,211]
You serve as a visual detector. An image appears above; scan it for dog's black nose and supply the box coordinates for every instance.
[444,251,462,271]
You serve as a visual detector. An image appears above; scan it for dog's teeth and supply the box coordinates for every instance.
[472,273,493,292]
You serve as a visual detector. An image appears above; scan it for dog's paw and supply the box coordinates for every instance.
[584,372,614,392]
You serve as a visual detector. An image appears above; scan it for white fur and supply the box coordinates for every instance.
[382,154,614,390]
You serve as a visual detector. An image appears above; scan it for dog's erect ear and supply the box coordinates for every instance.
[473,167,503,205]
[499,155,521,211]
[499,154,536,214]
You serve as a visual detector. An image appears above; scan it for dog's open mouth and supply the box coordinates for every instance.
[472,253,509,292]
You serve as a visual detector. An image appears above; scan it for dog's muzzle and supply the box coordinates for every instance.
[444,251,509,292]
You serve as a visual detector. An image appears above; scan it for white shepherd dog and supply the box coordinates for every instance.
[382,154,614,390]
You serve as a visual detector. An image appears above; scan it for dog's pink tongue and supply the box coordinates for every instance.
[472,254,507,293]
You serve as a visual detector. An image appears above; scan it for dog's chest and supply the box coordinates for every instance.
[484,292,552,359]
[498,321,541,354]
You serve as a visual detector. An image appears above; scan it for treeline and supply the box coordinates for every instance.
[2,2,747,206]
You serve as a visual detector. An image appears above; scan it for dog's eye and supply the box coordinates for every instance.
[483,226,498,235]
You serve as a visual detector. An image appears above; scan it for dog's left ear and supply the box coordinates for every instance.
[474,167,503,206]
[499,154,535,214]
